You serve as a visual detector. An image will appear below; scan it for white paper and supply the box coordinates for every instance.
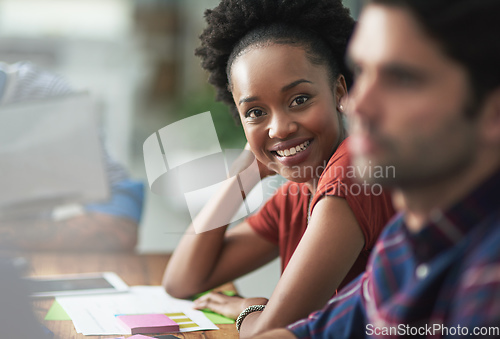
[56,286,219,335]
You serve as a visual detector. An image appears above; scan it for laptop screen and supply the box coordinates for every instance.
[0,92,109,219]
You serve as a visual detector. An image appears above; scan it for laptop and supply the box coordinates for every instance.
[0,92,109,219]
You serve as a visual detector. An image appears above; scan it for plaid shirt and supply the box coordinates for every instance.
[289,170,500,338]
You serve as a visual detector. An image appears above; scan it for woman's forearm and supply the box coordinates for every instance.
[163,175,244,297]
[163,155,264,298]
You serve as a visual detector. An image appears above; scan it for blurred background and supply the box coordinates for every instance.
[0,0,362,297]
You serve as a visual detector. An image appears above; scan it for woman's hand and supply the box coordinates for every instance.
[193,292,268,320]
[229,143,276,180]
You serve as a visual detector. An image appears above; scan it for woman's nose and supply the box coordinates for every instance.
[268,111,298,139]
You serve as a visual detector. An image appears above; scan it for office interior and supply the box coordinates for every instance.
[0,0,362,298]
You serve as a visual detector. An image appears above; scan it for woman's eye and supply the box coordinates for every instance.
[290,95,309,107]
[245,109,266,119]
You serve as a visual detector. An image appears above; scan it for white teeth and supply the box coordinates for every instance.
[275,140,310,157]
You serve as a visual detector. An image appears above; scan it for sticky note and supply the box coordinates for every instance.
[116,314,179,334]
[201,310,235,324]
[45,301,71,321]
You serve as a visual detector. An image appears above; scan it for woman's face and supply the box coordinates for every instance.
[230,43,346,185]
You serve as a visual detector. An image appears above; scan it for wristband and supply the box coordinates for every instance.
[236,305,266,332]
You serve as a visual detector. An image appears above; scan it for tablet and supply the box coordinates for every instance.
[25,272,129,297]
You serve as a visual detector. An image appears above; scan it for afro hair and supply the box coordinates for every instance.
[196,0,355,120]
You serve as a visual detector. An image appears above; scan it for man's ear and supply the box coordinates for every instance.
[480,87,500,146]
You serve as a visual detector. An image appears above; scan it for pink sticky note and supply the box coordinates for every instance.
[117,314,179,334]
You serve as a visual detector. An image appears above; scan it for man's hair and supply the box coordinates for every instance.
[371,0,500,104]
[196,0,355,120]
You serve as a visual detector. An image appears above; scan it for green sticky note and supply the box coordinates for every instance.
[44,301,71,321]
[201,310,235,324]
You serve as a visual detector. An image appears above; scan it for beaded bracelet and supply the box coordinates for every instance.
[236,305,266,332]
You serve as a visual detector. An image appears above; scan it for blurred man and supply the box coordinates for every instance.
[0,257,50,338]
[254,0,500,337]
[0,61,144,251]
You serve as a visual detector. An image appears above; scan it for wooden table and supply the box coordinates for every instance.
[21,251,238,339]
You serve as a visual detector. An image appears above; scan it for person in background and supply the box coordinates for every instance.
[0,61,144,251]
[253,0,500,337]
[0,256,50,338]
[163,0,395,337]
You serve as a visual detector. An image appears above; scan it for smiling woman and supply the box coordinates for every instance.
[230,44,344,183]
[162,0,395,337]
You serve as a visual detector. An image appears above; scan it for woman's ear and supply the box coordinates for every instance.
[335,75,348,112]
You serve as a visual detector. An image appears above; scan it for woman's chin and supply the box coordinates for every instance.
[279,170,314,184]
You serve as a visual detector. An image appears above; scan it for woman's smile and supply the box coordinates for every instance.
[269,139,313,167]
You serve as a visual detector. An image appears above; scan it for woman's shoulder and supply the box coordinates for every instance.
[319,137,352,184]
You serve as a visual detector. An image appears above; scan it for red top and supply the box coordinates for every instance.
[246,138,395,290]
